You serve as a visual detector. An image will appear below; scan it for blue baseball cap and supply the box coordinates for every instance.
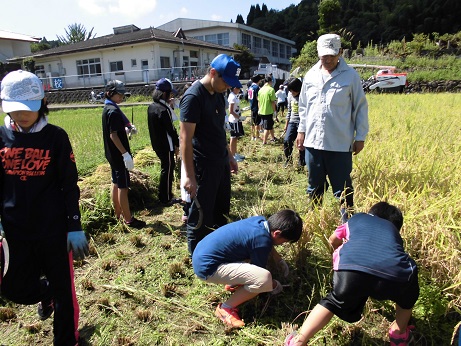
[210,54,242,88]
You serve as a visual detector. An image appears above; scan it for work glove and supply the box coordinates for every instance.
[278,259,290,278]
[67,231,89,260]
[129,124,138,135]
[122,152,134,171]
[271,279,283,295]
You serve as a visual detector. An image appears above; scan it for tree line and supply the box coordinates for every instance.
[238,0,461,54]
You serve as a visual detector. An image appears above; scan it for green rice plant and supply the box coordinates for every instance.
[48,105,152,176]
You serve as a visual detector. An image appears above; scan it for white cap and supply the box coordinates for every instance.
[1,70,44,113]
[317,34,341,57]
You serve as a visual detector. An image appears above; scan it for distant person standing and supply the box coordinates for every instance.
[258,76,277,144]
[180,54,241,255]
[283,78,305,168]
[228,86,245,162]
[247,75,262,141]
[296,33,369,223]
[275,84,287,119]
[147,78,181,206]
[102,80,146,229]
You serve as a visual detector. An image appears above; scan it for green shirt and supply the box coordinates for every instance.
[258,84,276,115]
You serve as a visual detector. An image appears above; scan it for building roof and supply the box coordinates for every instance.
[27,25,238,59]
[0,30,40,42]
[158,18,296,46]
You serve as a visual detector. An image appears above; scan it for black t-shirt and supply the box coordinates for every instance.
[102,102,130,168]
[179,82,228,164]
[0,124,81,240]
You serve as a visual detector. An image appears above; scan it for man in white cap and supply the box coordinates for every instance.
[180,54,241,255]
[296,33,369,223]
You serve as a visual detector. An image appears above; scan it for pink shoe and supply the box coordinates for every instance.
[215,303,245,328]
[284,331,298,346]
[389,325,415,346]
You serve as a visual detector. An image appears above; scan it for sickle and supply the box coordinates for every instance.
[190,196,203,231]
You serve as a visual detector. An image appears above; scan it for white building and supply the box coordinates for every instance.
[5,19,296,90]
[0,30,39,63]
[157,18,296,75]
[12,25,239,90]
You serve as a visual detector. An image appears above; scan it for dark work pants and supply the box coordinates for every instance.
[157,150,176,203]
[283,122,305,166]
[1,234,79,346]
[305,147,353,207]
[186,160,231,256]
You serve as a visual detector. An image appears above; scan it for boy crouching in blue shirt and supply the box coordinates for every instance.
[192,209,303,328]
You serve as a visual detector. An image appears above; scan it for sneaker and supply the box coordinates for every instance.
[233,155,244,162]
[126,217,146,229]
[235,153,245,159]
[389,325,415,346]
[270,138,278,143]
[161,198,183,207]
[215,303,245,328]
[284,159,291,168]
[37,299,54,321]
[224,284,242,292]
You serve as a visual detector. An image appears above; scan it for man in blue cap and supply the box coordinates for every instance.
[179,54,242,255]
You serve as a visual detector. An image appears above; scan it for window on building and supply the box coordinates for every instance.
[110,61,124,72]
[204,33,229,46]
[190,51,198,58]
[131,59,137,67]
[272,42,279,57]
[76,58,102,77]
[160,56,171,68]
[242,33,251,49]
[35,65,45,77]
[279,44,286,59]
[253,36,262,50]
[286,46,292,58]
[193,35,204,41]
[263,39,270,54]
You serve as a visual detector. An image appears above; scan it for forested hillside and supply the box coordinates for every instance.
[240,0,461,54]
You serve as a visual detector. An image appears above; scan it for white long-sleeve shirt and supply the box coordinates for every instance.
[298,57,369,152]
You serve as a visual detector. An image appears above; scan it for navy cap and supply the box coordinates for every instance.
[155,78,178,95]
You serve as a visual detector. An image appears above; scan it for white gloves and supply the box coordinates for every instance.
[125,124,138,137]
[278,259,290,278]
[130,124,138,135]
[271,279,283,295]
[122,152,134,171]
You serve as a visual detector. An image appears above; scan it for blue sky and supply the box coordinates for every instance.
[4,0,301,40]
